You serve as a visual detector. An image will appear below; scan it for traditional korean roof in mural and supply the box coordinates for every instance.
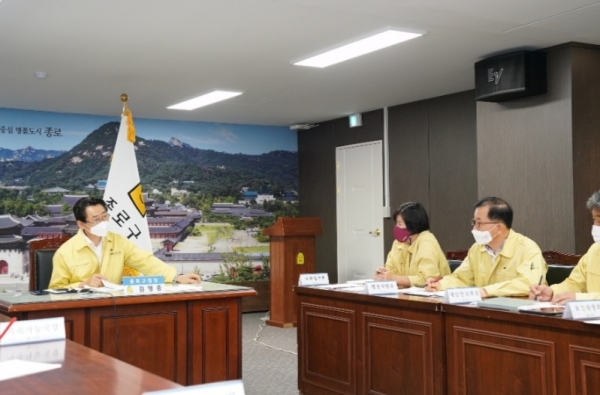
[0,215,23,229]
[61,194,88,207]
[42,187,70,193]
[21,227,65,236]
[0,235,23,244]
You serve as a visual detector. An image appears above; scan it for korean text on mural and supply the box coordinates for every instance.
[0,126,62,137]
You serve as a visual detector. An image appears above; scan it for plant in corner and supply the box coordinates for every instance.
[210,252,270,283]
[209,252,271,313]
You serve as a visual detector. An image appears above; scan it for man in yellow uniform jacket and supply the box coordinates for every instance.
[530,190,600,304]
[49,197,200,289]
[426,197,547,297]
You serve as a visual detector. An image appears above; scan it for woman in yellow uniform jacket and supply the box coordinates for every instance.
[374,202,450,287]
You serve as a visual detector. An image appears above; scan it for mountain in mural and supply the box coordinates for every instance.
[0,146,65,162]
[168,137,193,149]
[0,122,297,196]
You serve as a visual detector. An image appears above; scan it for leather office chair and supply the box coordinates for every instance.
[546,264,575,286]
[448,260,463,273]
[446,250,468,261]
[542,250,581,266]
[542,250,581,286]
[29,235,71,291]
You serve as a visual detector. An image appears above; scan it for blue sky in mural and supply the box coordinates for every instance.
[0,108,297,155]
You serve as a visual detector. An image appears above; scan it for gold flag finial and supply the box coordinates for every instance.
[121,93,129,116]
[119,93,136,143]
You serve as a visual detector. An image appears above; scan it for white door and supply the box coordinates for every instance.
[336,141,384,283]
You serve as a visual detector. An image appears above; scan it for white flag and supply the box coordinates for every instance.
[103,110,152,252]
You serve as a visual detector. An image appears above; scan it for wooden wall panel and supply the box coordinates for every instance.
[88,301,187,384]
[429,91,478,250]
[363,313,438,395]
[476,46,575,252]
[386,101,430,252]
[387,101,430,211]
[200,308,228,382]
[333,109,384,149]
[299,303,356,394]
[296,287,445,395]
[298,121,338,280]
[571,45,600,254]
[189,299,241,385]
[570,347,600,395]
[447,322,557,395]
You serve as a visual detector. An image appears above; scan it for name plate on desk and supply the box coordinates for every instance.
[0,317,65,347]
[298,273,329,286]
[123,275,165,295]
[0,340,66,363]
[563,300,600,320]
[142,379,245,395]
[443,287,482,304]
[365,280,398,295]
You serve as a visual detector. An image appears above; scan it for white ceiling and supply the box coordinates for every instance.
[1,0,600,127]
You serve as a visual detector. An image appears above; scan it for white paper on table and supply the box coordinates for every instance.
[345,279,370,285]
[397,287,445,297]
[166,284,204,293]
[100,279,125,290]
[311,283,363,290]
[0,359,61,381]
[335,285,366,293]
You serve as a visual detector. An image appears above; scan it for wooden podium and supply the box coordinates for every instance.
[263,217,322,328]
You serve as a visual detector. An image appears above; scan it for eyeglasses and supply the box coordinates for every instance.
[86,213,110,226]
[471,219,499,229]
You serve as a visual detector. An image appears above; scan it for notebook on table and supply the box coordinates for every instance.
[477,297,537,311]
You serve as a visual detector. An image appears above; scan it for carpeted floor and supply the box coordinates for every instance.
[242,312,298,395]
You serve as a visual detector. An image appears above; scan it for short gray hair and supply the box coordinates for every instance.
[586,190,600,210]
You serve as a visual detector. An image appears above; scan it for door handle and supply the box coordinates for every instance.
[369,229,381,237]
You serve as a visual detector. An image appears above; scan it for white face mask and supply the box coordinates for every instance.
[89,221,109,237]
[471,229,492,245]
[471,224,499,245]
[592,225,600,244]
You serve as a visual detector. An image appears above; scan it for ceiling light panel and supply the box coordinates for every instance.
[168,90,243,110]
[294,30,423,68]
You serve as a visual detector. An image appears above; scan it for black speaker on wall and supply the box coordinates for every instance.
[475,50,547,102]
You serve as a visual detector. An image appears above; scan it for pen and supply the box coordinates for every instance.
[0,317,17,341]
[534,274,543,301]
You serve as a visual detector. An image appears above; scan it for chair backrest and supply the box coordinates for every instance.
[446,250,468,261]
[29,235,71,291]
[541,250,580,286]
[546,264,575,286]
[542,250,581,266]
[448,260,462,273]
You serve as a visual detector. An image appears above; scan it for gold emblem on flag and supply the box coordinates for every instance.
[128,183,146,217]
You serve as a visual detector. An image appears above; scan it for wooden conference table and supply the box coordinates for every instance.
[296,286,600,395]
[0,283,256,386]
[0,339,182,394]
